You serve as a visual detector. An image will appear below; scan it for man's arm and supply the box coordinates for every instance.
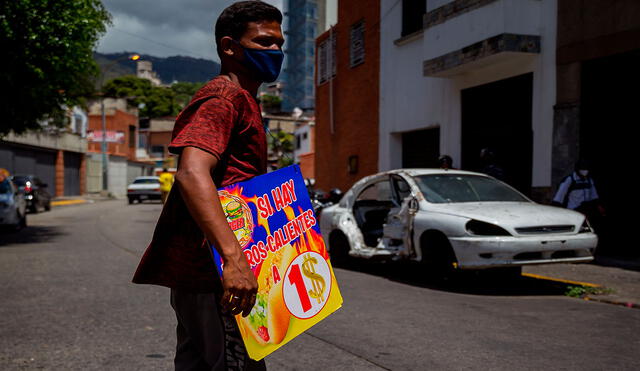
[175,146,257,317]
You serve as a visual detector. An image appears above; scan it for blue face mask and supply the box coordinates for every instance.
[239,44,284,83]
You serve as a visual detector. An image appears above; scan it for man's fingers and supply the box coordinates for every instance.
[220,290,232,312]
[242,293,257,317]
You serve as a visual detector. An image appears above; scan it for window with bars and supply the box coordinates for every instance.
[350,20,365,68]
[317,32,336,85]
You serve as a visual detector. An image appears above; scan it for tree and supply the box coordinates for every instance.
[268,130,295,168]
[171,81,205,109]
[102,76,181,118]
[0,0,111,136]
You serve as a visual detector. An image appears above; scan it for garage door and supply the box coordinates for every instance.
[0,143,56,195]
[64,152,81,196]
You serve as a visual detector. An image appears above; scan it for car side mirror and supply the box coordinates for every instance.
[408,197,419,213]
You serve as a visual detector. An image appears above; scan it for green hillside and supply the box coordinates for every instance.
[94,52,220,84]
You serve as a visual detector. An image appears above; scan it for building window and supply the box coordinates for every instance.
[350,21,365,68]
[402,0,426,37]
[317,32,336,85]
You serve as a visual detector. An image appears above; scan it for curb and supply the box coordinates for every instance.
[521,273,640,310]
[51,199,89,207]
[583,296,640,309]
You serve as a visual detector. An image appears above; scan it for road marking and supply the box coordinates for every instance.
[522,272,601,288]
[51,199,87,207]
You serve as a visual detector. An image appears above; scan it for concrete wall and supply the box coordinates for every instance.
[86,154,102,194]
[107,156,128,198]
[379,0,557,191]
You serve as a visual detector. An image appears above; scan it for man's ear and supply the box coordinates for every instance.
[220,36,239,57]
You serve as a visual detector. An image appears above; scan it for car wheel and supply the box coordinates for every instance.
[421,232,457,279]
[29,203,38,214]
[128,197,134,205]
[44,200,51,211]
[329,231,351,267]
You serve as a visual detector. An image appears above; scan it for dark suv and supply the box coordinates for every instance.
[11,175,52,213]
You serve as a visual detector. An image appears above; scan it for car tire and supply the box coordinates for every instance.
[329,231,351,267]
[421,232,457,279]
[128,197,134,205]
[44,200,51,211]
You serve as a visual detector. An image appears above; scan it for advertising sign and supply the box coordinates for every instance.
[211,165,343,360]
[87,130,125,143]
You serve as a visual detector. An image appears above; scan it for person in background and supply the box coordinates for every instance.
[479,148,506,181]
[438,155,456,170]
[0,168,11,194]
[159,168,174,204]
[552,159,605,217]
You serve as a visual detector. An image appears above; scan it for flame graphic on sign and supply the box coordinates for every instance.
[282,205,328,260]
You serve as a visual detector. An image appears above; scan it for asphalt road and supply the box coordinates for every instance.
[1,200,639,370]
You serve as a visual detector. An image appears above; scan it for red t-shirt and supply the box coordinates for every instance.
[132,77,267,292]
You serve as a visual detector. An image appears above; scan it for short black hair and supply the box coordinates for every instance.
[215,1,283,53]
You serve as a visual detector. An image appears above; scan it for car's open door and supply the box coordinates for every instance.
[383,175,419,257]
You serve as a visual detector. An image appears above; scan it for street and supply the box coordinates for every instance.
[1,201,639,370]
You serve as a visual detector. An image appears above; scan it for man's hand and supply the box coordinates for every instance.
[175,147,258,317]
[220,250,258,316]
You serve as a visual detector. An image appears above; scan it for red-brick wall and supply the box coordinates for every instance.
[88,110,138,160]
[315,0,380,192]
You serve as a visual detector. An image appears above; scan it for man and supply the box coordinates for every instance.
[552,159,605,217]
[159,168,174,204]
[132,2,284,370]
[0,168,11,193]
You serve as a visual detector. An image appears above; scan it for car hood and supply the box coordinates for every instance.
[425,202,584,228]
[128,184,160,190]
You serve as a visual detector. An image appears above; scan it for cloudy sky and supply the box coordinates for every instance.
[97,0,283,62]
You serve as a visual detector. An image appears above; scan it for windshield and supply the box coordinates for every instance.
[133,178,159,184]
[11,176,28,186]
[414,174,529,203]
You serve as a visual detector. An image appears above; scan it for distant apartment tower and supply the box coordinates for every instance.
[136,60,161,86]
[282,0,336,112]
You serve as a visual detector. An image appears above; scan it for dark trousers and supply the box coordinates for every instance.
[170,289,266,371]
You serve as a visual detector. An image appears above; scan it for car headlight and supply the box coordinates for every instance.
[466,220,511,236]
[579,219,593,233]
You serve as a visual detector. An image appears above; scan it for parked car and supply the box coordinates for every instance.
[127,176,161,204]
[0,178,27,230]
[11,175,52,213]
[320,169,598,275]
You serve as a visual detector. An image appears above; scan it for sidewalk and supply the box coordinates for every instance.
[51,193,115,207]
[524,257,640,308]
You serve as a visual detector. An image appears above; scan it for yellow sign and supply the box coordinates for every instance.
[211,165,343,360]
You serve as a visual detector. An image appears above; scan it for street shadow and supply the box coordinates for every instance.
[592,255,640,273]
[0,225,65,247]
[336,260,573,297]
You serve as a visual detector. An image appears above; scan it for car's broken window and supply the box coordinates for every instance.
[414,175,529,203]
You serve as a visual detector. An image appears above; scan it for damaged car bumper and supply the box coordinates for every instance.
[449,233,598,269]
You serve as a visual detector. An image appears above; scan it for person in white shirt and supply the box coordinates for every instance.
[552,159,605,216]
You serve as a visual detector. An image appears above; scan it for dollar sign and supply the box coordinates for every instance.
[302,254,326,304]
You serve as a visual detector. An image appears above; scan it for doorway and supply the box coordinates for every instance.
[581,49,638,256]
[401,128,440,168]
[461,73,533,195]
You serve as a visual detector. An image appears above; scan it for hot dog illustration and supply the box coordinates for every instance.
[238,244,295,345]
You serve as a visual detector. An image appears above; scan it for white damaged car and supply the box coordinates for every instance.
[320,169,597,274]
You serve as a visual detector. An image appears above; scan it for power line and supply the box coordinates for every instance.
[111,27,214,60]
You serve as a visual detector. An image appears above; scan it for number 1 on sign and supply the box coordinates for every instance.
[283,251,332,319]
[287,264,312,312]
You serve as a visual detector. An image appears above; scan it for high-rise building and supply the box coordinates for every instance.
[281,0,336,112]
